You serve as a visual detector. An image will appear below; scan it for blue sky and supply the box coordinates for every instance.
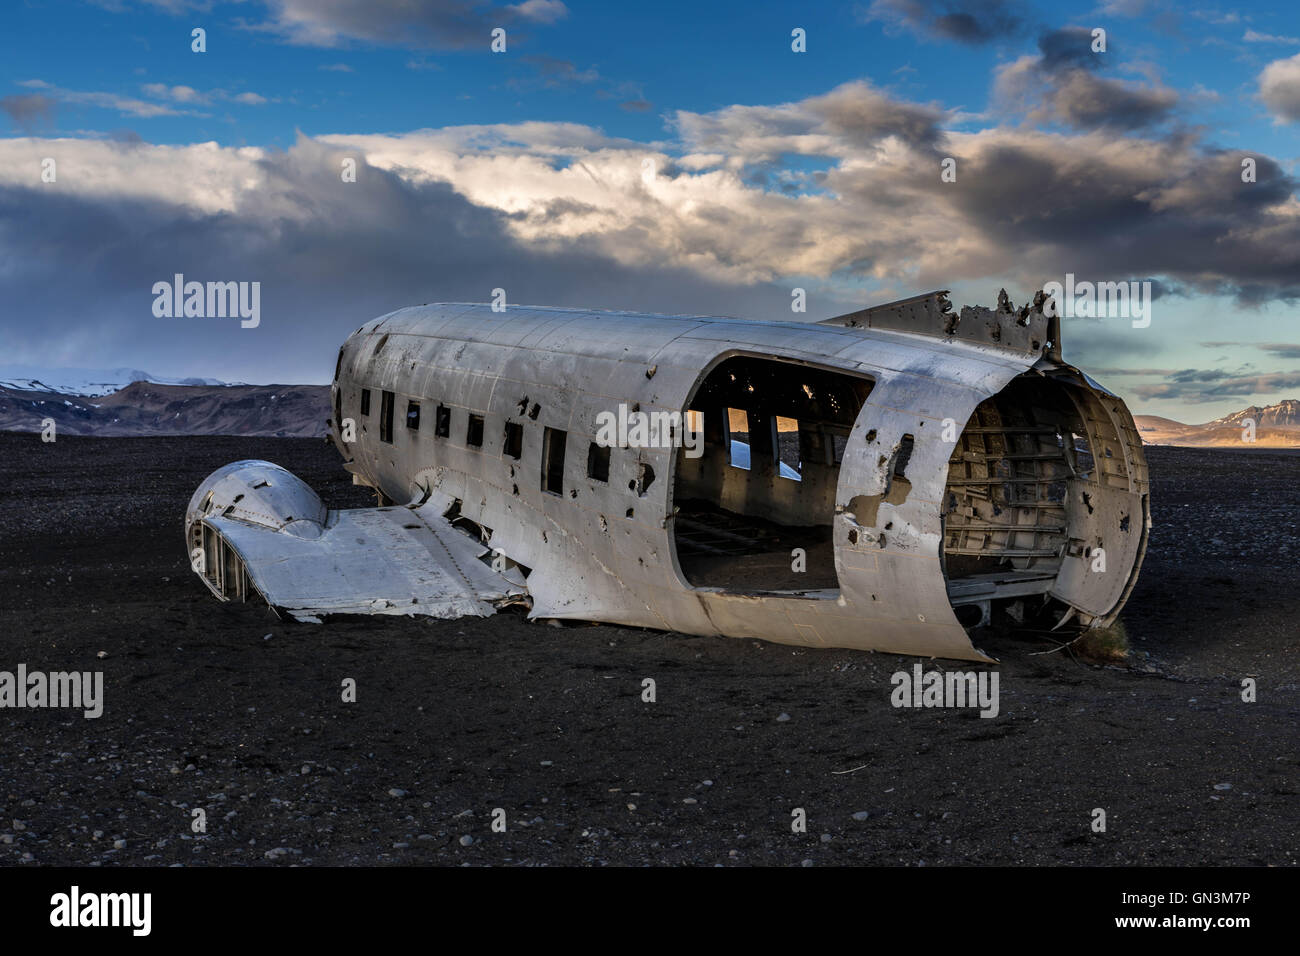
[3,0,1300,421]
[8,1,1298,148]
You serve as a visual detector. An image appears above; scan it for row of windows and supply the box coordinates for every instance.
[359,387,625,498]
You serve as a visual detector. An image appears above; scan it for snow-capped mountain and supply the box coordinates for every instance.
[0,365,235,397]
[1206,400,1300,430]
[1135,400,1300,447]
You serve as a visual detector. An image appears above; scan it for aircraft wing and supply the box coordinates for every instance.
[187,462,527,622]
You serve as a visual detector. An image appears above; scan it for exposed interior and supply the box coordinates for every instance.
[190,520,260,604]
[942,373,1135,629]
[672,355,873,594]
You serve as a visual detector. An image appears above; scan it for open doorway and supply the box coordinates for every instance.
[672,355,873,594]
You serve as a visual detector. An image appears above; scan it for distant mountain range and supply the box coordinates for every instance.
[0,377,328,438]
[1134,400,1300,448]
[1,367,1297,447]
[0,365,235,397]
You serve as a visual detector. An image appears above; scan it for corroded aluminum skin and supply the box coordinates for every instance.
[306,301,1148,661]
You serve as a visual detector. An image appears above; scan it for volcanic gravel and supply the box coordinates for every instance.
[0,434,1296,866]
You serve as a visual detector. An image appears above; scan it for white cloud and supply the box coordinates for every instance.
[3,80,1299,308]
[1244,30,1300,45]
[141,84,272,107]
[1259,52,1300,122]
[21,79,196,118]
[142,83,209,104]
[509,0,568,23]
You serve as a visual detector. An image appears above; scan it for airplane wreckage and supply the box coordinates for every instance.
[186,291,1149,662]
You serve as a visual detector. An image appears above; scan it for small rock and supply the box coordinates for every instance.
[683,797,697,805]
[113,839,126,850]
[387,788,408,798]
[1213,783,1232,791]
[777,713,791,722]
[801,858,814,867]
[820,833,832,843]
[459,835,473,847]
[852,811,869,821]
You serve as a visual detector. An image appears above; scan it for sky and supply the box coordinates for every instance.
[2,0,1300,422]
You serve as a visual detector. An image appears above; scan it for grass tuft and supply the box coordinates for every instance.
[1074,619,1129,663]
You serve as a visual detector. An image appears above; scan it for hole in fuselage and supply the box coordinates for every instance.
[942,373,1135,633]
[671,355,873,595]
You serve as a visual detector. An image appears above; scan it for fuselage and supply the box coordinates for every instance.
[326,302,1149,661]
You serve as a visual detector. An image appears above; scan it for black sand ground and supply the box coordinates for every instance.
[0,433,1295,866]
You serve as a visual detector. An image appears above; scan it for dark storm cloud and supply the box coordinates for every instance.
[864,0,1026,45]
[806,81,949,152]
[519,55,599,87]
[1036,26,1102,71]
[0,94,57,130]
[1259,343,1300,358]
[256,0,548,50]
[1202,342,1300,358]
[1133,370,1300,402]
[996,27,1176,131]
[923,141,1300,302]
[1048,70,1177,130]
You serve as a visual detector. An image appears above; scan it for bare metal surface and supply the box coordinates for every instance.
[187,293,1149,662]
